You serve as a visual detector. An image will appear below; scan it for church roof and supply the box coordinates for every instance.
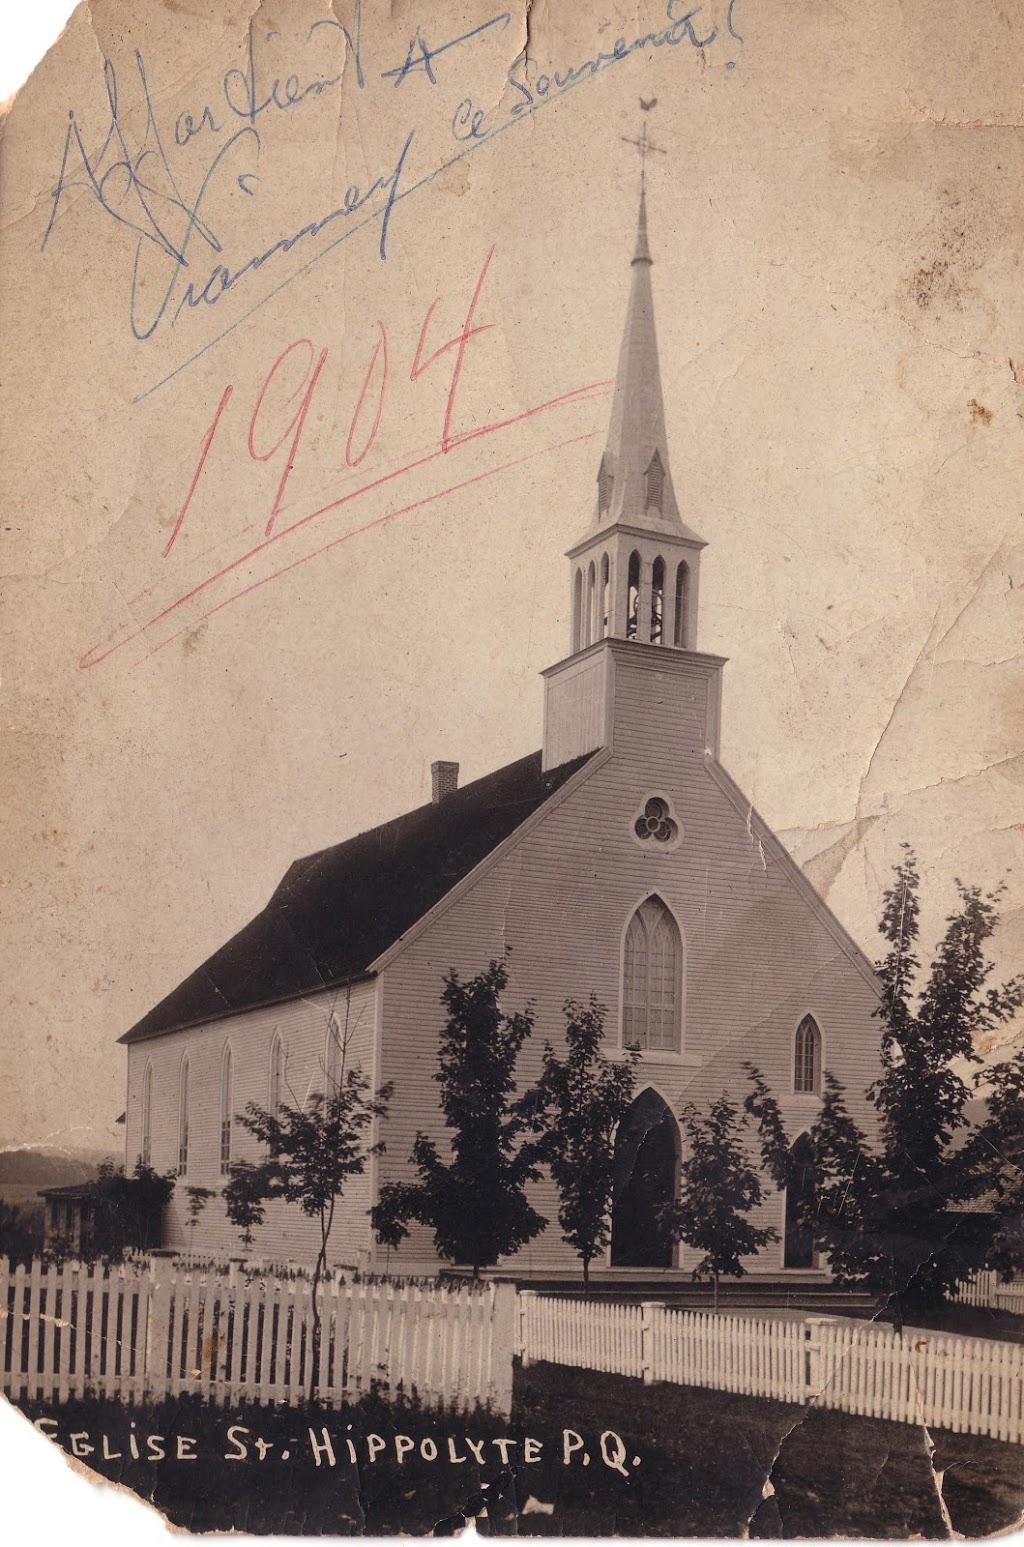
[119,751,593,1045]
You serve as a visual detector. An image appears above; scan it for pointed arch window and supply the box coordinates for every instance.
[673,562,689,648]
[325,1012,342,1096]
[587,561,597,646]
[626,551,641,640]
[220,1044,233,1175]
[597,454,614,517]
[141,1062,153,1168]
[650,557,665,644]
[572,567,583,653]
[623,897,683,1053]
[269,1031,286,1114]
[600,553,610,638]
[645,450,665,515]
[794,1016,822,1095]
[177,1055,190,1176]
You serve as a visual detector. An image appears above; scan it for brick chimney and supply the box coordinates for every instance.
[430,760,459,805]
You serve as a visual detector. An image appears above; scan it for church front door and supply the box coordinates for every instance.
[610,1089,678,1268]
[784,1132,816,1269]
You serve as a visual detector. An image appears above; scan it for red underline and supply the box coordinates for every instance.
[143,429,598,665]
[80,378,609,671]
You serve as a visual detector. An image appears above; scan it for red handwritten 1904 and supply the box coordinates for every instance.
[80,249,608,670]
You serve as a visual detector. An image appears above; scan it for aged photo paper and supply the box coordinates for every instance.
[2,0,1024,1537]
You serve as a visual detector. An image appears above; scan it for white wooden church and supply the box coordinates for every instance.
[120,188,883,1279]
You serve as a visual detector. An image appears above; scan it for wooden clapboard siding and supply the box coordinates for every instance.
[375,647,881,1276]
[125,980,379,1266]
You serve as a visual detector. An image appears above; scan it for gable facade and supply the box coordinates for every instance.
[372,645,880,1277]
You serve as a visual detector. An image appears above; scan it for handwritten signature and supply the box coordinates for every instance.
[40,1,739,379]
[454,0,739,139]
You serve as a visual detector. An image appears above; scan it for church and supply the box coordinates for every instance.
[119,183,883,1280]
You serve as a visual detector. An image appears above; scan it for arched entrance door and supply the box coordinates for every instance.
[610,1089,678,1267]
[784,1132,815,1269]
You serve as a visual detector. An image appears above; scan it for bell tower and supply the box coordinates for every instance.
[568,182,706,655]
[542,132,725,774]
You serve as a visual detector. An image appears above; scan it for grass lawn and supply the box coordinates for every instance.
[511,1361,1024,1539]
[11,1363,1024,1537]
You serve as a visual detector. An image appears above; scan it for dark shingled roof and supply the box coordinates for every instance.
[120,750,593,1045]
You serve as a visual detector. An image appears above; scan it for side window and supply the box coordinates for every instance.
[220,1044,233,1174]
[141,1062,153,1168]
[177,1055,190,1176]
[794,1015,822,1094]
[269,1031,286,1113]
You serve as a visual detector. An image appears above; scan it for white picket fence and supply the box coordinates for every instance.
[953,1271,1024,1316]
[5,1259,1022,1443]
[518,1292,1024,1445]
[0,1259,516,1415]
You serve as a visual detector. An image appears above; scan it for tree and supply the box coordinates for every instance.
[223,1161,268,1253]
[0,1202,39,1264]
[73,1160,177,1261]
[371,959,545,1277]
[530,996,638,1291]
[226,1066,391,1391]
[184,1185,214,1253]
[750,849,1024,1320]
[957,1047,1024,1282]
[662,1093,779,1308]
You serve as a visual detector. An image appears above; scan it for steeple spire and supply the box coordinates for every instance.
[633,183,652,265]
[596,177,683,531]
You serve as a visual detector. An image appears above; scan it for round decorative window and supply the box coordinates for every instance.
[632,795,681,848]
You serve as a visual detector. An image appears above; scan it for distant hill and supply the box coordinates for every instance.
[0,1148,103,1190]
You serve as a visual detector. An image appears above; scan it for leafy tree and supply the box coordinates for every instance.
[184,1185,215,1253]
[530,996,638,1291]
[226,1067,391,1390]
[662,1093,779,1308]
[88,1160,176,1261]
[0,1202,40,1265]
[223,1161,268,1253]
[750,849,1024,1320]
[958,1048,1024,1282]
[372,959,545,1277]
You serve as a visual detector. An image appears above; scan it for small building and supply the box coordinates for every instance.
[118,189,883,1278]
[40,1183,99,1256]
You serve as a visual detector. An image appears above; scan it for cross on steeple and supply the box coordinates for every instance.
[621,102,666,194]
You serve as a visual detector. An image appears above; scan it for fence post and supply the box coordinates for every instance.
[518,1290,536,1368]
[144,1270,172,1401]
[640,1302,660,1386]
[804,1315,834,1398]
[489,1281,517,1419]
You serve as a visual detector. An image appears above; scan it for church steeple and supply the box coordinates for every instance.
[542,131,726,776]
[596,184,684,532]
[564,162,706,657]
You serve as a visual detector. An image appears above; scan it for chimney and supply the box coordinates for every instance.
[431,760,459,805]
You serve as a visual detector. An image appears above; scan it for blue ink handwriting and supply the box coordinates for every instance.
[381,12,511,87]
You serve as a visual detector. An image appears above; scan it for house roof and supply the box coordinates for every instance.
[120,750,593,1045]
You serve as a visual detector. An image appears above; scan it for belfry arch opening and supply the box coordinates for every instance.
[610,1088,679,1268]
[673,562,689,647]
